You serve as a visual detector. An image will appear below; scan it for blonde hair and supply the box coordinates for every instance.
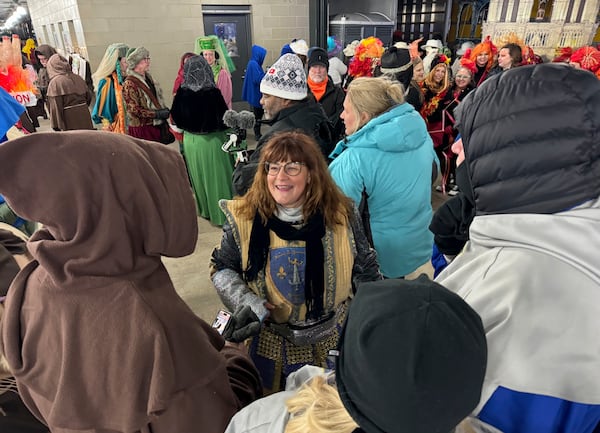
[238,131,353,228]
[345,76,405,130]
[284,376,359,433]
[424,62,451,94]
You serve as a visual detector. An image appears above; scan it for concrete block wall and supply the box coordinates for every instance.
[27,0,86,56]
[26,0,310,106]
[242,0,309,67]
[79,0,208,107]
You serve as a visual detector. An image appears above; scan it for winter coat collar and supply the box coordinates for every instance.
[330,103,428,157]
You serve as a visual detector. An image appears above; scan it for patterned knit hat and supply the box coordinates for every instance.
[126,46,150,71]
[260,53,307,100]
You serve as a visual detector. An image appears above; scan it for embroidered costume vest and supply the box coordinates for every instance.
[220,200,355,324]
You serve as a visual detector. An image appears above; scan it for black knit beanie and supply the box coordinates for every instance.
[308,47,329,70]
[336,276,487,433]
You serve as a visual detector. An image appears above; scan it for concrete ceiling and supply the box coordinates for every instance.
[0,0,28,26]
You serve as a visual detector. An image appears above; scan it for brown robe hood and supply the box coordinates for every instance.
[34,44,57,60]
[46,54,89,97]
[0,131,260,432]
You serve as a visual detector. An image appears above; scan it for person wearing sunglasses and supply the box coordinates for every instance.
[211,130,381,394]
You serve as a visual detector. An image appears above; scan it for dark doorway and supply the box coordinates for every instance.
[202,5,252,103]
[397,0,448,42]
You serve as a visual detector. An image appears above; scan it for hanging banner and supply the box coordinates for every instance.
[10,91,38,107]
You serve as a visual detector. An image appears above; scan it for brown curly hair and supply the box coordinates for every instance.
[237,131,353,227]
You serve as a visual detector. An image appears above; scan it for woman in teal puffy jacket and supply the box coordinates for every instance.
[329,76,437,278]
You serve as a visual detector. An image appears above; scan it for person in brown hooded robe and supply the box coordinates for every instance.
[46,53,94,131]
[0,130,262,433]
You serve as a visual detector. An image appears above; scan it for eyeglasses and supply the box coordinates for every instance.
[265,161,305,176]
[455,75,471,79]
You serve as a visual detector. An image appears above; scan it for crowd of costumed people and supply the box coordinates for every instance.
[338,32,599,197]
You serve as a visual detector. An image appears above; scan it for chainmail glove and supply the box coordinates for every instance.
[222,305,261,343]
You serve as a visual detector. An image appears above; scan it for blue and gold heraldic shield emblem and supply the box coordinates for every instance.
[270,246,306,305]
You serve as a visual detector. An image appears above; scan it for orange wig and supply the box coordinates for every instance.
[468,36,497,71]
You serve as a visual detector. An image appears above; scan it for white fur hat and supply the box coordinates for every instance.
[421,39,443,51]
[457,41,475,56]
[126,46,150,71]
[394,41,410,49]
[343,40,360,57]
[289,39,309,56]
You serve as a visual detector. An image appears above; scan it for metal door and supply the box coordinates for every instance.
[203,6,251,103]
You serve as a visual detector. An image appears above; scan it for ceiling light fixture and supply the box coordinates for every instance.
[1,6,29,31]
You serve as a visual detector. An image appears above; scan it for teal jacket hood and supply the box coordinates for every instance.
[330,103,429,158]
[328,101,436,278]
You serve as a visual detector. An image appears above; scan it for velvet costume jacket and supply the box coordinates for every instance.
[122,72,165,127]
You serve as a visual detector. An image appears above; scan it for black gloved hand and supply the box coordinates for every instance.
[155,108,170,120]
[222,305,261,343]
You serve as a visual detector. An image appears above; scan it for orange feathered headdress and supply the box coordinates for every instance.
[0,35,35,93]
[495,32,526,53]
[348,36,385,77]
[570,46,600,73]
[468,36,497,71]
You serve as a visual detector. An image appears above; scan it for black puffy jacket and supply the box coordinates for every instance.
[455,64,600,216]
[307,77,346,142]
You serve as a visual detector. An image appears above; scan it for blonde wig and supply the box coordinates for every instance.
[284,376,359,433]
[238,131,353,227]
[345,76,405,132]
[424,62,451,94]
